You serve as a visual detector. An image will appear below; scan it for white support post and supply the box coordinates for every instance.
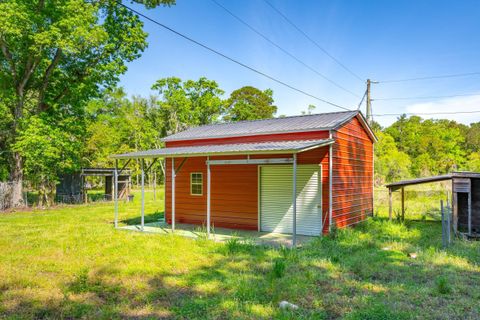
[141,159,145,231]
[207,156,211,238]
[328,131,333,233]
[292,153,297,247]
[171,158,176,232]
[114,159,119,228]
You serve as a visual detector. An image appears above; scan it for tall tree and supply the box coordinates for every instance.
[151,77,224,136]
[224,86,277,121]
[386,116,465,176]
[0,0,174,206]
[374,131,411,185]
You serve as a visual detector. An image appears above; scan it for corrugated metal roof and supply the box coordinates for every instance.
[163,110,359,142]
[112,139,334,159]
[385,172,480,189]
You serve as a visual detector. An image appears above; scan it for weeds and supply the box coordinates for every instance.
[1,187,479,319]
[435,276,452,294]
[329,223,339,240]
[272,258,286,278]
[225,235,242,254]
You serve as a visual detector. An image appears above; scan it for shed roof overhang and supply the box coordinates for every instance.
[111,139,334,160]
[385,172,480,190]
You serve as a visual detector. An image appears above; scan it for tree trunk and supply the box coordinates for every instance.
[9,152,24,208]
[9,86,25,208]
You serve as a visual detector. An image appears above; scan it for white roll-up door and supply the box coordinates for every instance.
[260,164,322,236]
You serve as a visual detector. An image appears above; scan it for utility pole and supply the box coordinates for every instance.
[365,79,378,125]
[366,79,372,124]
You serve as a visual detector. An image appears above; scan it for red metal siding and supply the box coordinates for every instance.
[331,116,374,228]
[165,131,330,147]
[164,131,331,231]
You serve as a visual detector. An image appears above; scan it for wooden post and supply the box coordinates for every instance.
[447,201,451,244]
[468,189,472,236]
[441,200,446,248]
[401,187,405,221]
[452,179,458,234]
[388,188,393,221]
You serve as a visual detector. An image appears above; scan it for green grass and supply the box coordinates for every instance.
[375,182,451,221]
[1,187,480,319]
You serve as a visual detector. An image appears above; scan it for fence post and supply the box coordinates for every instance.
[447,202,451,244]
[441,200,446,249]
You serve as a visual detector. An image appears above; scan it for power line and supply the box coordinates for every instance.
[357,89,367,110]
[210,0,360,98]
[374,92,480,101]
[378,71,480,83]
[117,2,352,111]
[373,110,480,117]
[263,0,363,82]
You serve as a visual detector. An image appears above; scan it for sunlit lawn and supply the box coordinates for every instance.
[1,187,480,319]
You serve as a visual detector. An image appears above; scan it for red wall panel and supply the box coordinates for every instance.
[331,116,374,228]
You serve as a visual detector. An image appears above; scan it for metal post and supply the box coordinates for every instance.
[171,158,175,232]
[114,159,119,228]
[207,156,211,238]
[162,159,166,223]
[153,170,157,201]
[388,188,392,221]
[292,153,297,247]
[141,159,145,231]
[328,132,333,233]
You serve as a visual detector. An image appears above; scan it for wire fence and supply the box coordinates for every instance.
[375,188,450,221]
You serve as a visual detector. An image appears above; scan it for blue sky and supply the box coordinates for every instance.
[119,0,480,127]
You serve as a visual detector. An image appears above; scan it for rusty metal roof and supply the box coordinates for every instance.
[112,139,334,159]
[163,110,359,142]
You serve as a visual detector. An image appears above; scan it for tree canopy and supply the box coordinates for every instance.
[224,86,277,121]
[0,0,174,206]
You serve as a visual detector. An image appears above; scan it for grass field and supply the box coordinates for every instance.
[1,187,480,319]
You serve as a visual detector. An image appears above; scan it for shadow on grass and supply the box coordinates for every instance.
[2,218,480,319]
[120,211,164,226]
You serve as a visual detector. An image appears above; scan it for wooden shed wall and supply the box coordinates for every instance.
[164,133,330,231]
[331,116,374,228]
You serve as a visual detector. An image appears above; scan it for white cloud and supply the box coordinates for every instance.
[405,95,480,125]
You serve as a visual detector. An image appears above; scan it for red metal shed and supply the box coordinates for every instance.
[112,110,376,243]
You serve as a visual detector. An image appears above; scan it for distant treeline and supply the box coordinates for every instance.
[373,115,480,186]
[2,76,479,205]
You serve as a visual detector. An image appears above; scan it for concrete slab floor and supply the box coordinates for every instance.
[117,222,316,247]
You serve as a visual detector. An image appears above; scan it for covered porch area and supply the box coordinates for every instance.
[117,221,315,247]
[111,138,334,247]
